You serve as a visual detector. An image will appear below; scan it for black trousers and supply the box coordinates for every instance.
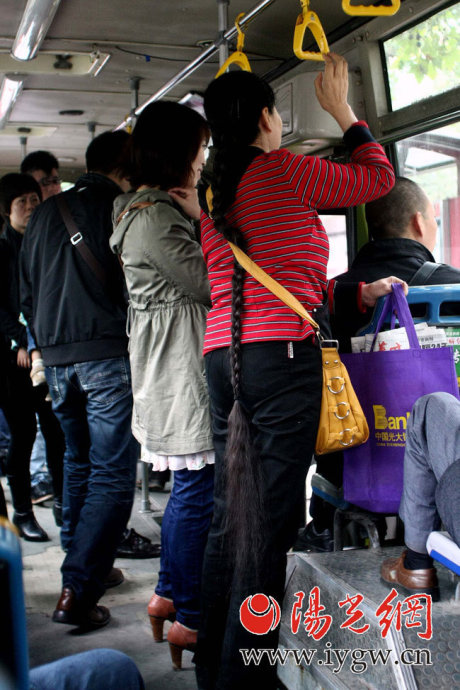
[1,362,64,513]
[196,339,322,690]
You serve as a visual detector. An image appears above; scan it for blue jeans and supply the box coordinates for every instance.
[196,339,322,690]
[29,649,144,690]
[400,392,460,554]
[156,464,214,628]
[46,356,138,607]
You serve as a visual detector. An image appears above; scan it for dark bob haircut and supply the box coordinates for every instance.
[124,101,210,190]
[0,173,42,217]
[85,130,130,175]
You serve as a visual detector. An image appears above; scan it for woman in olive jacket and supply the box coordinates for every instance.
[110,101,213,669]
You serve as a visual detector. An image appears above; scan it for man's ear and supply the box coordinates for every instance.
[411,211,424,240]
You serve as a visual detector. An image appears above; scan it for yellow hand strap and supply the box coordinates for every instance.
[215,13,252,78]
[293,0,329,61]
[342,0,400,16]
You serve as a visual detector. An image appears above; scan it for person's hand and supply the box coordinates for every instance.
[168,186,201,220]
[17,347,31,368]
[314,53,358,132]
[361,277,408,308]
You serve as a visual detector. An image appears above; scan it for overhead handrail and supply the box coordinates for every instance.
[342,0,400,17]
[115,0,277,130]
[215,13,251,78]
[293,0,329,62]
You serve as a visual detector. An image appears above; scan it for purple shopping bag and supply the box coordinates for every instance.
[341,283,459,513]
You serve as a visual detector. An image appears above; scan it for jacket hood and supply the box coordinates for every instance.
[110,188,173,254]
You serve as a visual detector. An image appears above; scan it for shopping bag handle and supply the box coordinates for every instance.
[372,283,420,350]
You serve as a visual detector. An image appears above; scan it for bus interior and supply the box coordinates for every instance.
[0,0,459,688]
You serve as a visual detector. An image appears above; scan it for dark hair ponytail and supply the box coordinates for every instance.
[204,72,275,574]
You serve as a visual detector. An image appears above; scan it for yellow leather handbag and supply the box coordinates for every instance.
[227,241,369,455]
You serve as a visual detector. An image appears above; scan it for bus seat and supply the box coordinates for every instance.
[427,531,460,576]
[427,531,460,600]
[358,284,460,335]
[310,473,350,510]
[0,518,29,690]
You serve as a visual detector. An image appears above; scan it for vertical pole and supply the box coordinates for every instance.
[129,77,141,132]
[19,136,27,159]
[140,460,152,513]
[87,121,96,140]
[217,0,229,68]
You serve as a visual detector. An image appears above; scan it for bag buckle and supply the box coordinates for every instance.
[70,232,83,246]
[320,339,339,350]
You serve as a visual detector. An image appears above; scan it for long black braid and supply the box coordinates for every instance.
[203,71,276,575]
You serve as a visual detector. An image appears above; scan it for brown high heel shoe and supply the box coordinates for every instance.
[147,593,176,642]
[167,621,197,670]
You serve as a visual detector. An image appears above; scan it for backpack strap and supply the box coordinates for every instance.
[408,261,441,286]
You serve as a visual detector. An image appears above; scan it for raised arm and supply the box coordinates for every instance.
[314,53,358,133]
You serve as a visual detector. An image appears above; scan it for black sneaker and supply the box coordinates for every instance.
[293,522,334,553]
[31,479,54,505]
[116,528,161,559]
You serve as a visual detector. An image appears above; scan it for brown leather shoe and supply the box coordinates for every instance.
[104,567,124,588]
[381,551,440,602]
[52,587,111,628]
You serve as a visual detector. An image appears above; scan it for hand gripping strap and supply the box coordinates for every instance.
[373,282,420,350]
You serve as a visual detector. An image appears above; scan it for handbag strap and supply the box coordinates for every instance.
[55,194,108,289]
[228,241,320,332]
[373,282,420,350]
[205,186,320,333]
[115,200,158,226]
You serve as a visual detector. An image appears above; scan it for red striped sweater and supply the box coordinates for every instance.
[201,123,395,355]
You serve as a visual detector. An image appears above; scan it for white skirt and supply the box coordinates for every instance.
[141,447,215,472]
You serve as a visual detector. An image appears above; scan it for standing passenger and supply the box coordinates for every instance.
[20,132,138,629]
[110,102,214,668]
[21,149,65,510]
[0,173,51,541]
[195,53,395,689]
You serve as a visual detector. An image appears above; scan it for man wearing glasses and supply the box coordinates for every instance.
[21,150,62,201]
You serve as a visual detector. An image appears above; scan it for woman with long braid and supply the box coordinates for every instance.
[194,54,395,689]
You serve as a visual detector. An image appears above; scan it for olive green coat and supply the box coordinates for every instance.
[110,188,213,454]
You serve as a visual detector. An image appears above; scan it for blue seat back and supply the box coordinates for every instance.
[358,284,460,335]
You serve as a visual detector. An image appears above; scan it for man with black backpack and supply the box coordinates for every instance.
[296,177,460,553]
[330,176,460,352]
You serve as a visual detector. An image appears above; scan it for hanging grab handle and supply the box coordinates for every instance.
[215,13,252,78]
[342,0,400,17]
[293,0,329,62]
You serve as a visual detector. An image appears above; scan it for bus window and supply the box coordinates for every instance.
[395,122,460,266]
[383,3,460,111]
[320,214,348,278]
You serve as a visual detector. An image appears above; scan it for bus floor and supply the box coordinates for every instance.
[2,474,199,690]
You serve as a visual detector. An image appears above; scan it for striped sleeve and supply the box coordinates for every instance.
[280,123,395,211]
